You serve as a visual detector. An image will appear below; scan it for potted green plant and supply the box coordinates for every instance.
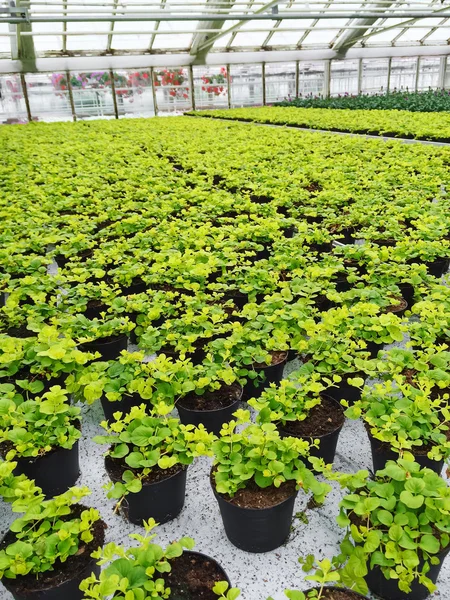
[345,375,450,474]
[93,402,215,525]
[0,486,106,600]
[211,409,331,553]
[80,518,239,599]
[249,374,345,467]
[329,456,450,600]
[0,385,82,496]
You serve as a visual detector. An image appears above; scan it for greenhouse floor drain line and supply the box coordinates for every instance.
[188,115,450,148]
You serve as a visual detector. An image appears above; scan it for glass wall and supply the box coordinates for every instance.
[114,70,155,119]
[0,55,448,124]
[361,59,389,95]
[153,67,191,114]
[298,62,325,97]
[390,57,418,91]
[0,75,28,122]
[265,62,296,104]
[330,59,359,96]
[229,64,263,108]
[192,66,229,110]
[26,73,73,122]
[417,57,440,90]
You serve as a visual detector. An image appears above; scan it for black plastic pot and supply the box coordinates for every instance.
[163,551,231,599]
[80,334,128,361]
[279,397,345,467]
[213,485,297,553]
[177,386,242,436]
[121,278,147,296]
[242,352,288,401]
[399,282,415,309]
[101,393,143,422]
[105,457,187,525]
[0,509,104,600]
[307,586,368,599]
[364,340,385,359]
[425,257,449,278]
[366,547,449,600]
[13,441,80,498]
[2,556,100,600]
[368,432,444,476]
[326,373,366,406]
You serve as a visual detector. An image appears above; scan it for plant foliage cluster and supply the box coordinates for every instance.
[1,116,450,598]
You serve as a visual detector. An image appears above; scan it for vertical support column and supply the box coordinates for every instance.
[188,64,195,111]
[226,64,232,109]
[323,60,331,98]
[295,60,299,98]
[150,67,158,116]
[66,70,76,121]
[109,69,119,119]
[413,56,419,92]
[357,58,363,95]
[262,62,266,106]
[20,73,32,122]
[387,57,392,93]
[438,56,446,89]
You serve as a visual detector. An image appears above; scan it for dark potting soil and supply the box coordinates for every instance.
[253,350,288,369]
[177,382,241,411]
[365,422,450,456]
[162,553,226,600]
[105,454,185,485]
[384,297,407,313]
[218,477,297,509]
[321,589,367,600]
[280,395,344,437]
[1,504,106,594]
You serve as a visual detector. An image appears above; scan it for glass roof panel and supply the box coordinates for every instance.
[112,21,155,50]
[0,0,448,57]
[302,18,349,46]
[152,20,194,50]
[0,24,10,55]
[31,22,64,52]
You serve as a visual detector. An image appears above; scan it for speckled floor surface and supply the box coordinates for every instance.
[0,350,449,600]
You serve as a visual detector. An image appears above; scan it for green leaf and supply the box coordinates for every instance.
[400,490,424,509]
[419,535,440,554]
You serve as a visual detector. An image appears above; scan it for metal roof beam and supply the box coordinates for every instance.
[332,0,396,52]
[189,0,235,63]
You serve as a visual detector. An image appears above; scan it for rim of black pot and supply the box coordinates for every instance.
[307,586,368,599]
[83,333,128,347]
[176,384,243,414]
[167,550,232,588]
[105,455,187,487]
[253,351,289,369]
[210,471,298,511]
[0,506,105,595]
[278,393,345,439]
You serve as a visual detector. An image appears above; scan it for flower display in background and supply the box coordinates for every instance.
[154,68,189,99]
[201,67,228,96]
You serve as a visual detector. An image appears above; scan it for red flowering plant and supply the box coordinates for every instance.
[154,68,189,99]
[201,67,228,97]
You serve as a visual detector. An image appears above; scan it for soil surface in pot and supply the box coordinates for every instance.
[106,454,184,485]
[365,422,450,456]
[280,395,345,437]
[162,553,227,600]
[253,350,288,369]
[1,504,106,594]
[383,297,407,313]
[177,383,241,411]
[320,590,366,599]
[215,476,296,509]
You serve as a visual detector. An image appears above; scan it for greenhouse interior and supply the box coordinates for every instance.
[2,2,450,600]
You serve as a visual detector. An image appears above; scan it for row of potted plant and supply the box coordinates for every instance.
[189,106,450,141]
